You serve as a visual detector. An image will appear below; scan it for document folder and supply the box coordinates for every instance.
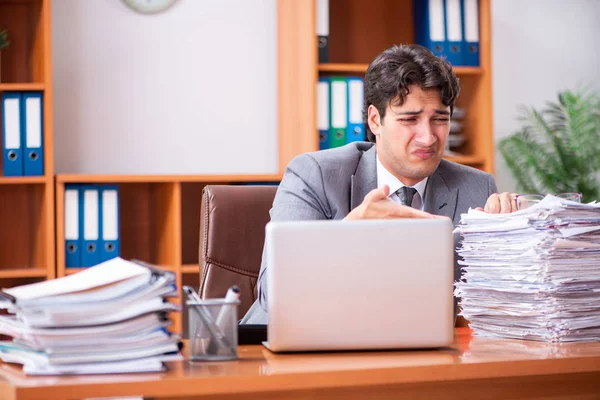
[317,77,330,150]
[64,184,81,268]
[462,0,480,66]
[80,185,100,267]
[316,0,329,63]
[346,77,365,143]
[22,92,44,176]
[329,77,347,148]
[413,0,446,59]
[1,92,23,176]
[445,0,464,66]
[99,185,120,262]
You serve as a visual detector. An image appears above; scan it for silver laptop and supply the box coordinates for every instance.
[264,218,455,352]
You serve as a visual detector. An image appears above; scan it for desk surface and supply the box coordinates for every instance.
[1,328,600,400]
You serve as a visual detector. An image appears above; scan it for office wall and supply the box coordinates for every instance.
[52,0,277,175]
[492,0,600,192]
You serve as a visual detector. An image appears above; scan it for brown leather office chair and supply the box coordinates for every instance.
[199,185,277,317]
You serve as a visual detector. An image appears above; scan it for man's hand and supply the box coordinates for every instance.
[482,192,518,214]
[345,185,446,220]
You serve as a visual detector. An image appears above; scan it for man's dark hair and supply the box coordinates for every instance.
[363,44,460,142]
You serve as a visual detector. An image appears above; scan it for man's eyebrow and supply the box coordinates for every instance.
[392,109,451,116]
[393,109,422,116]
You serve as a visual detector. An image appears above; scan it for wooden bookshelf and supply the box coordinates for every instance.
[0,0,55,288]
[55,174,280,333]
[0,0,494,338]
[315,0,495,174]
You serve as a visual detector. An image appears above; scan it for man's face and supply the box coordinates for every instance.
[368,85,450,186]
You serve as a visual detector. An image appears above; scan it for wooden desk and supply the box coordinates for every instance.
[1,328,600,400]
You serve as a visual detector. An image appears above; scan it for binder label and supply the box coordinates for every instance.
[65,190,79,240]
[429,0,445,42]
[317,81,330,131]
[446,0,463,42]
[331,81,347,128]
[25,97,42,148]
[348,80,364,124]
[4,99,21,149]
[464,0,479,42]
[102,190,119,241]
[84,189,99,240]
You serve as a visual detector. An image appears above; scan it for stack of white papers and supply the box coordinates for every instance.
[0,258,182,375]
[455,195,600,342]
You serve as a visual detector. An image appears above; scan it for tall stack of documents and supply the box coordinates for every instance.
[455,195,600,342]
[0,258,181,375]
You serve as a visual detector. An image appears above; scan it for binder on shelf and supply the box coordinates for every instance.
[1,92,24,176]
[445,0,464,66]
[80,185,101,267]
[346,77,365,143]
[317,77,330,150]
[413,0,446,59]
[64,184,81,268]
[462,0,480,66]
[316,0,329,63]
[329,77,347,148]
[99,185,120,263]
[22,92,44,176]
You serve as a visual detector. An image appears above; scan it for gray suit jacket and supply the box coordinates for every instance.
[241,142,497,324]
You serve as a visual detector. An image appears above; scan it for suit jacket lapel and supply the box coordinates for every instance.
[423,166,458,220]
[350,146,378,210]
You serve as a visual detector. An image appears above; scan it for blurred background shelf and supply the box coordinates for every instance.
[56,174,283,184]
[319,63,483,76]
[0,83,46,91]
[0,268,48,279]
[182,265,199,274]
[0,177,48,185]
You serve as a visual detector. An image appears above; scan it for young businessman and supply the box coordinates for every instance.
[241,44,515,324]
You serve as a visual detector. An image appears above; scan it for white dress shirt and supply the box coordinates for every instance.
[376,156,428,210]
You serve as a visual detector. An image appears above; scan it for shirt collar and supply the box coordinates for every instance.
[376,155,428,201]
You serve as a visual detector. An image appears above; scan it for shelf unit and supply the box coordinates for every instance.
[0,0,494,334]
[0,0,55,288]
[315,0,494,173]
[55,174,281,333]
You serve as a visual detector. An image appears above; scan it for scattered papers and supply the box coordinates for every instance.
[455,195,600,342]
[0,258,182,375]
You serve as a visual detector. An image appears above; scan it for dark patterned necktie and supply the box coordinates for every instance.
[396,186,417,207]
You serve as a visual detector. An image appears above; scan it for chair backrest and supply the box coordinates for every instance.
[199,185,277,317]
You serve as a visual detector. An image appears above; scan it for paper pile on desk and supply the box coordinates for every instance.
[0,258,182,375]
[455,195,600,342]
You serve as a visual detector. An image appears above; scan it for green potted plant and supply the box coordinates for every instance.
[0,29,9,82]
[499,88,600,202]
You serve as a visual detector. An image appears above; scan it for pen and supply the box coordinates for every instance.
[182,286,234,357]
[215,285,240,330]
[206,286,240,355]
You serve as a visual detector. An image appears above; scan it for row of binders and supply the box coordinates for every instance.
[317,76,365,150]
[414,0,480,67]
[64,184,120,268]
[316,0,480,67]
[0,258,182,375]
[1,92,45,176]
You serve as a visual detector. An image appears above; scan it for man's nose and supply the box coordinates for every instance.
[414,122,437,147]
